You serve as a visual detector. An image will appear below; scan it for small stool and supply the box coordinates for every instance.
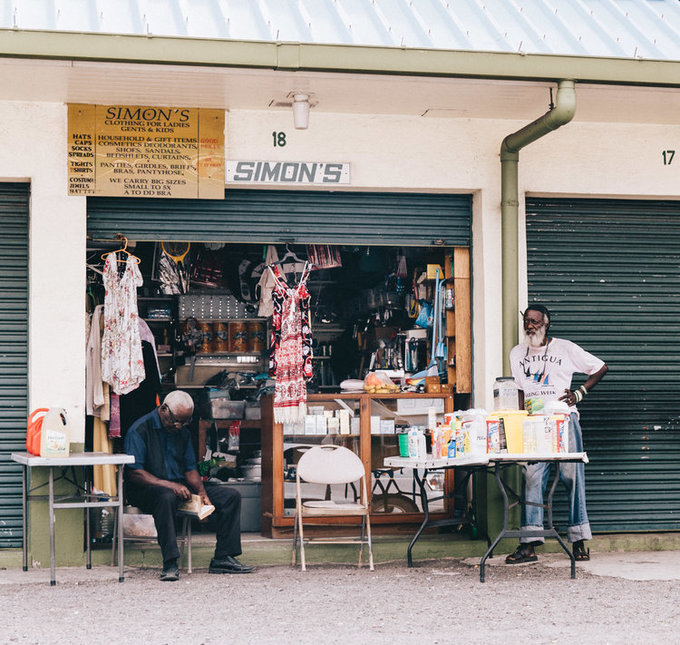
[111,505,194,573]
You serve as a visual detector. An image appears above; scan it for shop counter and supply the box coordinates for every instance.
[11,451,135,585]
[384,452,589,581]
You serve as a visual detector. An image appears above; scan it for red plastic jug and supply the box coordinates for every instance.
[26,408,49,456]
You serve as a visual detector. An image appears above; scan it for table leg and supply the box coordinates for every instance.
[480,464,510,583]
[21,464,28,571]
[407,468,429,568]
[117,465,125,582]
[85,470,92,569]
[48,467,56,586]
[546,462,576,578]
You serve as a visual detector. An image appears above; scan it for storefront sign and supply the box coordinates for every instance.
[68,104,225,199]
[226,160,350,185]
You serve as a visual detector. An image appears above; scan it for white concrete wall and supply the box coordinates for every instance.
[0,101,87,442]
[2,98,679,431]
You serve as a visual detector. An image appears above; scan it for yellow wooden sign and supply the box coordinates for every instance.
[68,104,225,199]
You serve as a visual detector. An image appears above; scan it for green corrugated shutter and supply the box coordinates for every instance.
[0,183,29,548]
[87,189,471,246]
[526,197,680,532]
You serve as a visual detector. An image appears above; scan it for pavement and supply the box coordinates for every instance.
[2,540,679,644]
[3,538,680,584]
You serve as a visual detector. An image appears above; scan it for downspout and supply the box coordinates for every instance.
[501,79,576,374]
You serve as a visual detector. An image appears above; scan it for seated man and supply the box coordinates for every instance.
[124,390,255,581]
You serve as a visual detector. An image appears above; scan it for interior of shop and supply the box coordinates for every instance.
[85,238,470,538]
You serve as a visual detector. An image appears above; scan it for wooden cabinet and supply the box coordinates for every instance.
[261,392,455,537]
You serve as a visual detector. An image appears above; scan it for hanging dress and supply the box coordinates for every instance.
[268,263,313,424]
[101,253,146,395]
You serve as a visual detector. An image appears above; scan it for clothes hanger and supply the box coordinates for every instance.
[101,236,141,264]
[274,243,305,265]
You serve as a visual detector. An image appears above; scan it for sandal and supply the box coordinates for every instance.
[505,544,538,564]
[573,540,590,561]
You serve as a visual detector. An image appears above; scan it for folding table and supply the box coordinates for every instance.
[11,451,135,585]
[384,452,589,581]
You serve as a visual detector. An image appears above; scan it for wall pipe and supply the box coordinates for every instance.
[500,79,576,374]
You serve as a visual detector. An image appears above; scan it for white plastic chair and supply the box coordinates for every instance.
[292,445,374,571]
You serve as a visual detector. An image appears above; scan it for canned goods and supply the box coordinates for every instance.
[248,321,266,352]
[197,321,214,353]
[214,322,229,352]
[230,322,248,352]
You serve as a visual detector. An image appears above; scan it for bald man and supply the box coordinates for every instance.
[124,391,254,581]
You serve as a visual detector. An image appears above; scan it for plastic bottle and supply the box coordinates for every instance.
[40,407,70,457]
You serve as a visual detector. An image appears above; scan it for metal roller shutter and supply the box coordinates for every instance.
[0,183,29,549]
[526,197,680,532]
[87,189,471,247]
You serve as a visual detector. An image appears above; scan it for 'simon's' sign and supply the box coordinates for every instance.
[226,160,350,185]
[68,104,225,199]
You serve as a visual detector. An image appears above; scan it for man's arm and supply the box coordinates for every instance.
[559,363,608,405]
[583,363,608,392]
[185,469,210,506]
[126,467,192,500]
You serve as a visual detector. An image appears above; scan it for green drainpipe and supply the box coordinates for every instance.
[501,79,576,375]
[480,80,576,545]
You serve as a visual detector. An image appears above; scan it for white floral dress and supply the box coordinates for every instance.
[101,253,145,395]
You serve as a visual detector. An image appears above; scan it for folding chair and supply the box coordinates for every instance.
[292,445,374,571]
[111,505,194,572]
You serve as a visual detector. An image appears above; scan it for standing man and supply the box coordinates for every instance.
[505,304,608,564]
[124,390,255,581]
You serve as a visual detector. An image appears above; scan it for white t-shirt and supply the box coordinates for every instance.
[510,337,605,415]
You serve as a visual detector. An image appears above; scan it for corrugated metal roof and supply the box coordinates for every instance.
[1,0,679,61]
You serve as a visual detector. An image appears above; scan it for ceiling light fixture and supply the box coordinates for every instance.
[292,93,311,129]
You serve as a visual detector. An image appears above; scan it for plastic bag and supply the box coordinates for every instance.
[363,371,400,393]
[414,300,432,328]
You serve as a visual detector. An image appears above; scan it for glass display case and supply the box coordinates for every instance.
[261,392,456,537]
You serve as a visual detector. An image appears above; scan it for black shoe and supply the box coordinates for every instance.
[160,563,179,581]
[505,544,538,564]
[209,555,255,574]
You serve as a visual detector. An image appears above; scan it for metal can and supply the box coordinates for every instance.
[197,321,214,353]
[214,322,229,352]
[248,321,266,352]
[230,322,248,352]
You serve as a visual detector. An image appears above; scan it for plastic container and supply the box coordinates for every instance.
[398,433,409,457]
[461,410,487,455]
[40,408,71,458]
[407,427,427,459]
[494,409,528,454]
[493,376,521,411]
[522,415,546,454]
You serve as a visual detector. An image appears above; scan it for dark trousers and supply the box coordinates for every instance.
[126,482,242,564]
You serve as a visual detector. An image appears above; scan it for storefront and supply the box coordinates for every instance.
[85,188,473,536]
[1,1,680,564]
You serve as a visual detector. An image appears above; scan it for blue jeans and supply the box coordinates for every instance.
[520,412,592,544]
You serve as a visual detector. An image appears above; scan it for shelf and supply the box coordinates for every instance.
[144,317,173,322]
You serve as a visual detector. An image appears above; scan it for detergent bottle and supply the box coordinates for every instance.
[40,408,71,457]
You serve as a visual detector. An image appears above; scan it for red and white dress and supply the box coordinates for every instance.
[268,264,313,424]
[101,253,145,395]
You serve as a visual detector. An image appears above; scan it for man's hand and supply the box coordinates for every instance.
[559,388,576,405]
[199,491,212,507]
[169,481,191,500]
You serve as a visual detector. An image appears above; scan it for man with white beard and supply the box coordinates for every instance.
[505,303,608,564]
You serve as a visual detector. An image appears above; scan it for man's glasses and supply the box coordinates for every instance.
[164,404,190,428]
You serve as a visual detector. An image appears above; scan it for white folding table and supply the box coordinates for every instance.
[11,451,135,585]
[385,452,589,581]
